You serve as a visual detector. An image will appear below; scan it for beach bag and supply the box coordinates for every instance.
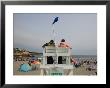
[19,63,32,72]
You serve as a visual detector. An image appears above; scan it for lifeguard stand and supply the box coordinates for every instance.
[40,46,73,75]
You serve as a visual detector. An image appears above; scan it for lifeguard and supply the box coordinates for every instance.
[58,39,72,49]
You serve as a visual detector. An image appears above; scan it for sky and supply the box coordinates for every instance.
[14,13,97,55]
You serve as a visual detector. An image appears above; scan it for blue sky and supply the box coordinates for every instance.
[14,13,97,55]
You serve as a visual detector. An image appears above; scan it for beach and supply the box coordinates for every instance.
[13,56,97,76]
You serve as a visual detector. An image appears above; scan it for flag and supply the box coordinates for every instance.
[52,17,59,24]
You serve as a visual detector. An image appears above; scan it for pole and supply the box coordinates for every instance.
[52,25,56,45]
[52,24,57,67]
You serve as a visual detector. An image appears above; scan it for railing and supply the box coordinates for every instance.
[45,46,69,53]
[43,46,71,56]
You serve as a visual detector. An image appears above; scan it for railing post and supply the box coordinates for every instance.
[43,56,45,65]
[57,56,58,64]
[68,56,70,65]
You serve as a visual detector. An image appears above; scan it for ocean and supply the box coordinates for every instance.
[34,53,97,60]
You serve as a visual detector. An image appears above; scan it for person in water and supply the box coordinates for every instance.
[58,39,72,49]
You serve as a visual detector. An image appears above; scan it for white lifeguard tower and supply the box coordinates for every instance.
[40,46,73,75]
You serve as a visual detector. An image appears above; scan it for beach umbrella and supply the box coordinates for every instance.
[19,63,32,72]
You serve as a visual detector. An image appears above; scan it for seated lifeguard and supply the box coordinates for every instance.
[58,39,72,49]
[42,40,55,48]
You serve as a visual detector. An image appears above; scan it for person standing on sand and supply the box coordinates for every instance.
[72,58,79,68]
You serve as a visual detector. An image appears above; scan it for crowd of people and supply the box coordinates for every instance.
[71,58,97,73]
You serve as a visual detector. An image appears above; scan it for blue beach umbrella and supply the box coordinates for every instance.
[19,63,32,72]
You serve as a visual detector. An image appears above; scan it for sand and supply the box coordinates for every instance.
[13,61,97,76]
